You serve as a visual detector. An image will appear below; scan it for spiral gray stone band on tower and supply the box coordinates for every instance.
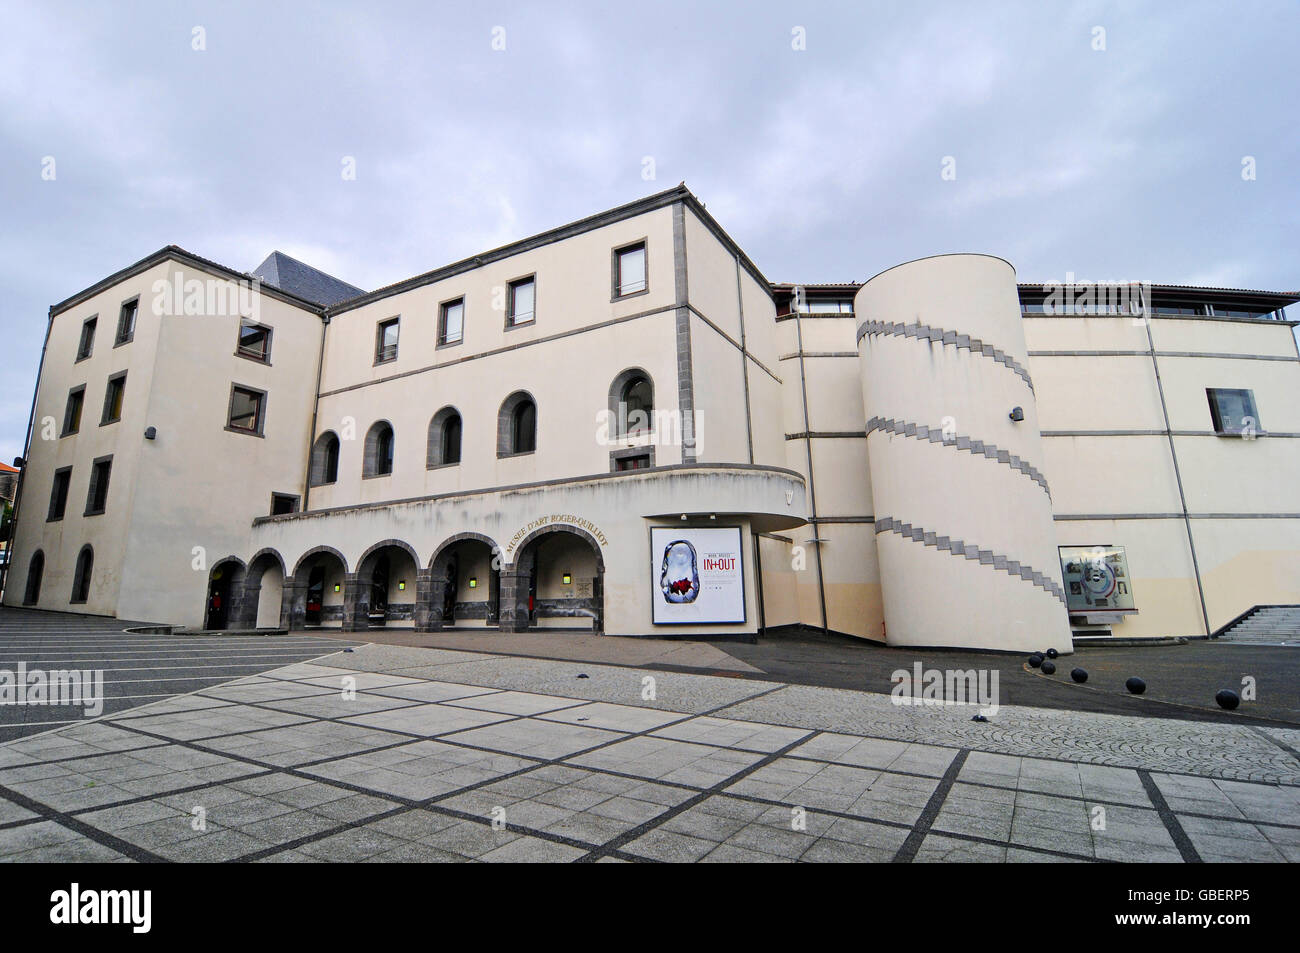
[855,254,1073,653]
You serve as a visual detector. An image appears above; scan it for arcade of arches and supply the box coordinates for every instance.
[202,528,603,634]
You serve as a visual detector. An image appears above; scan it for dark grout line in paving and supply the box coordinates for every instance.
[1138,769,1203,863]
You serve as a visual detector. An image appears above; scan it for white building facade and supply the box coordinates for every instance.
[5,185,1298,654]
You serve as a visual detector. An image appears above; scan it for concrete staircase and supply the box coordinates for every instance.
[1216,605,1300,645]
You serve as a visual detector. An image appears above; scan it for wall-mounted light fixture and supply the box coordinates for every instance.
[333,583,341,592]
[562,573,572,585]
[397,581,406,591]
[1009,406,1025,422]
[469,577,478,589]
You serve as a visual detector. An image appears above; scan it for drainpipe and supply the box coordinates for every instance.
[1143,311,1211,637]
[301,310,329,512]
[793,308,829,635]
[3,309,53,597]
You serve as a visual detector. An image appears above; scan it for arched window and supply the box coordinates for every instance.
[310,431,340,485]
[23,551,44,605]
[364,421,395,477]
[609,368,654,436]
[427,407,463,468]
[513,402,536,453]
[70,546,94,604]
[497,392,537,456]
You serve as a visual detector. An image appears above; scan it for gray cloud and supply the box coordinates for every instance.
[1,0,1296,461]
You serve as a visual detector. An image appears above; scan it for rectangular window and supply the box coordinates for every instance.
[101,372,126,425]
[237,323,272,362]
[85,456,112,516]
[507,277,535,327]
[805,299,855,314]
[227,385,266,435]
[375,317,399,364]
[615,453,651,471]
[614,242,647,297]
[271,493,299,515]
[47,467,72,521]
[62,387,85,436]
[1207,388,1261,436]
[115,298,138,345]
[76,316,97,361]
[439,299,464,346]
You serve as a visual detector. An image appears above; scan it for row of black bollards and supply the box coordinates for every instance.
[1027,653,1242,710]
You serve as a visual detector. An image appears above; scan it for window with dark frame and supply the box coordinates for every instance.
[271,493,298,516]
[375,426,394,475]
[512,400,536,454]
[237,323,272,362]
[1207,388,1261,436]
[101,373,126,424]
[375,317,399,363]
[311,432,340,485]
[507,277,535,327]
[620,375,652,434]
[228,385,265,435]
[615,453,650,471]
[442,413,462,464]
[85,457,112,516]
[439,299,464,346]
[47,467,72,521]
[62,387,85,436]
[76,317,97,360]
[615,242,646,297]
[115,299,138,345]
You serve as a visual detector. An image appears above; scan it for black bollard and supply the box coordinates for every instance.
[1126,677,1146,695]
[1040,660,1056,675]
[1028,653,1043,668]
[1071,668,1088,683]
[1215,689,1240,711]
[1045,648,1059,659]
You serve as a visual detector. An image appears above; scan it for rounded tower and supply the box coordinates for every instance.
[855,254,1072,653]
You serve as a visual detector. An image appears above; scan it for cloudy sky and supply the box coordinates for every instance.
[1,0,1297,462]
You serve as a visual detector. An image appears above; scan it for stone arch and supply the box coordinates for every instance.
[363,420,396,477]
[425,532,504,632]
[427,406,463,468]
[608,367,654,436]
[204,556,247,630]
[237,548,287,629]
[348,539,422,631]
[285,546,349,630]
[497,390,537,457]
[292,545,349,580]
[309,431,341,485]
[501,524,604,634]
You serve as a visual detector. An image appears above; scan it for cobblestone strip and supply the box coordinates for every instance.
[857,319,1035,392]
[874,517,1067,604]
[866,415,1052,498]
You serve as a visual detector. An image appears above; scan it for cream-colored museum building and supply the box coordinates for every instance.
[5,185,1298,654]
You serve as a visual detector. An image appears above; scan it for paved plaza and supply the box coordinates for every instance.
[1,633,1297,863]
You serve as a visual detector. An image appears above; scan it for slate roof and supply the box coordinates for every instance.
[252,251,365,307]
